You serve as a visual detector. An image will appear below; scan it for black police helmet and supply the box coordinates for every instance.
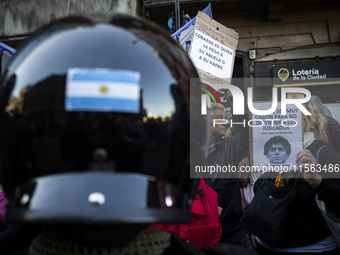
[0,14,206,225]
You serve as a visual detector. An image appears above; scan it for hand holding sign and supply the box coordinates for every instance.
[219,88,233,106]
[296,149,322,189]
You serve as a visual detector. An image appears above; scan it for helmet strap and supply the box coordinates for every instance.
[29,228,171,255]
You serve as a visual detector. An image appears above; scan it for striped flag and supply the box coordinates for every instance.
[65,68,141,113]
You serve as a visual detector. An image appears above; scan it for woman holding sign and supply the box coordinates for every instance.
[240,100,340,254]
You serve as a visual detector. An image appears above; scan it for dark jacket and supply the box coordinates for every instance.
[325,116,340,154]
[206,115,249,242]
[254,139,340,247]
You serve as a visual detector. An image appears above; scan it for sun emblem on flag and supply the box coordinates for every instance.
[100,85,108,94]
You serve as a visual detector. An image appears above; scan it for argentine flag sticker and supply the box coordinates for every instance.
[65,68,141,113]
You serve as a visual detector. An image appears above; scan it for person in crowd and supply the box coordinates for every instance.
[225,106,233,120]
[219,103,255,250]
[249,100,340,255]
[263,136,291,165]
[310,95,340,154]
[206,89,249,247]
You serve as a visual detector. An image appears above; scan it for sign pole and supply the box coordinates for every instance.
[175,0,180,32]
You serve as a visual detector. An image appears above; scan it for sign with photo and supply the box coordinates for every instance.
[250,102,303,172]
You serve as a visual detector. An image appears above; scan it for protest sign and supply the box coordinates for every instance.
[250,103,303,172]
[188,11,239,88]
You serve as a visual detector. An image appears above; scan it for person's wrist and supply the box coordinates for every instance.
[304,174,322,189]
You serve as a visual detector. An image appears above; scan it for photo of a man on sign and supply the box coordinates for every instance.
[263,136,291,165]
[251,103,303,172]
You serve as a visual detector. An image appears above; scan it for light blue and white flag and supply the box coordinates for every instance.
[65,68,141,113]
[0,42,16,82]
[171,3,212,52]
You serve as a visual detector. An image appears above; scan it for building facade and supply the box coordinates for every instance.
[145,0,340,110]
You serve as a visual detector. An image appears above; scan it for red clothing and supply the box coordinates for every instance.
[0,192,12,228]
